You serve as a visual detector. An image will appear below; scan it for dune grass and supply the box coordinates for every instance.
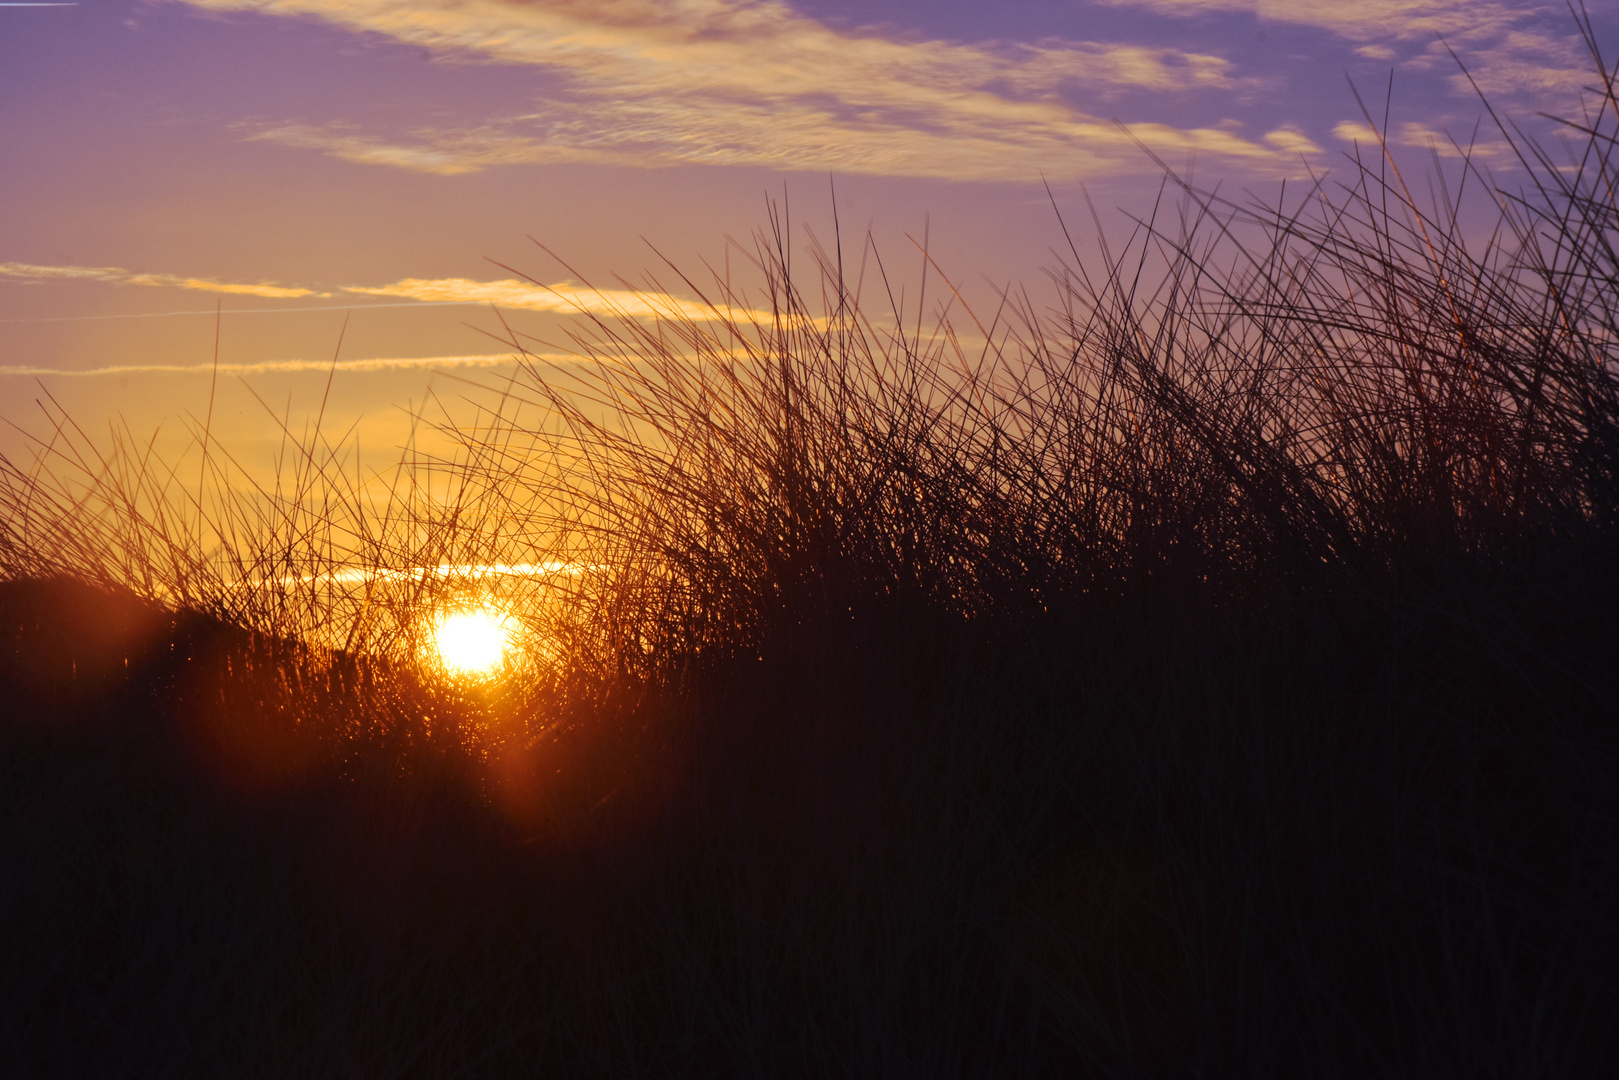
[2,15,1618,1077]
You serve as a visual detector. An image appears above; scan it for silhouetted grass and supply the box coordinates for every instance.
[2,14,1617,1077]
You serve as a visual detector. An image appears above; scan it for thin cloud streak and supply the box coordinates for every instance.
[0,354,540,378]
[1107,1,1528,41]
[232,110,1307,183]
[0,261,321,299]
[346,277,772,322]
[238,122,566,175]
[180,0,1312,181]
[0,301,483,323]
[1,262,742,324]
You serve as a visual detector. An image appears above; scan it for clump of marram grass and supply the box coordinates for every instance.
[1,17,1614,689]
[1,15,1617,1079]
[467,39,1618,688]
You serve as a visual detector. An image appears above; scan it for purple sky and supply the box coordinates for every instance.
[2,0,1612,475]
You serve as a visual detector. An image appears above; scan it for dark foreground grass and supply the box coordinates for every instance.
[3,17,1619,1077]
[2,563,1615,1077]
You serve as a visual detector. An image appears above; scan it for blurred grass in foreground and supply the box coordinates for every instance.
[2,14,1618,1077]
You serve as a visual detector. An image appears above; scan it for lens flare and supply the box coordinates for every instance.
[433,607,511,675]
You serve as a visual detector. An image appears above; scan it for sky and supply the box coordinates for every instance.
[2,0,1612,484]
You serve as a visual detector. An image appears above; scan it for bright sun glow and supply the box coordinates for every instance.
[433,607,512,675]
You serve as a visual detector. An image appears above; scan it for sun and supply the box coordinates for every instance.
[432,607,512,676]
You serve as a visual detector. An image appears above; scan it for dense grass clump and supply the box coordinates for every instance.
[3,20,1618,1078]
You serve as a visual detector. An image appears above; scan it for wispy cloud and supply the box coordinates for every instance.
[347,277,771,323]
[0,301,485,323]
[1332,118,1516,160]
[1104,1,1527,42]
[1,261,746,324]
[1419,32,1595,97]
[0,261,320,299]
[240,109,1306,183]
[1109,1,1594,100]
[239,122,566,175]
[177,0,1312,181]
[1262,126,1322,156]
[1331,120,1385,145]
[0,353,539,378]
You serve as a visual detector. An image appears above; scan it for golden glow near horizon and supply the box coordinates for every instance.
[432,607,512,676]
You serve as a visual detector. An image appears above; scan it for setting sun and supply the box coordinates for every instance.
[433,607,511,676]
